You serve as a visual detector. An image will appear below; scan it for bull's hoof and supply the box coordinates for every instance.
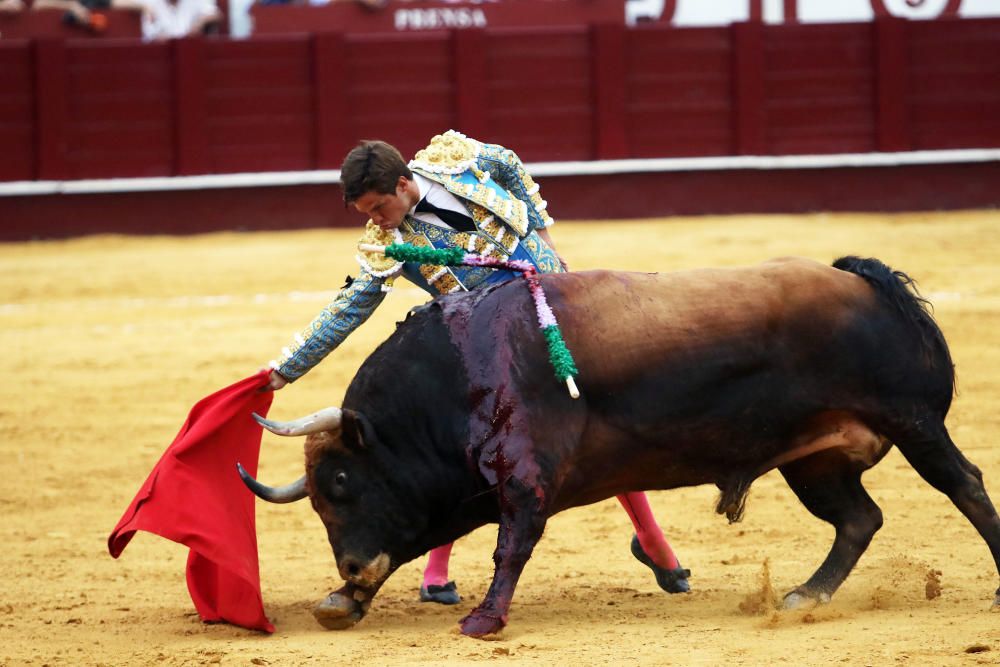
[991,588,1000,610]
[459,609,507,638]
[782,590,830,610]
[630,535,691,594]
[313,591,365,630]
[782,592,809,610]
[420,581,461,605]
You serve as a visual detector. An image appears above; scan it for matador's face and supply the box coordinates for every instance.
[352,176,418,232]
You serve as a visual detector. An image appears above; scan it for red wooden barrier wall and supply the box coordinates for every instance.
[204,37,315,173]
[2,17,1000,184]
[0,43,34,181]
[67,42,174,179]
[484,28,595,161]
[908,19,1000,150]
[762,23,876,155]
[625,26,733,157]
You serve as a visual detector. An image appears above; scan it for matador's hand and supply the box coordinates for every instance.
[259,368,288,392]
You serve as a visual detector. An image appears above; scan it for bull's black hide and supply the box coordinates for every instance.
[245,257,1000,638]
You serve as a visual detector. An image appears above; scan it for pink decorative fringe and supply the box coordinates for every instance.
[461,254,557,328]
[526,273,558,328]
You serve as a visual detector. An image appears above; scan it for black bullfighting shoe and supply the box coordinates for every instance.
[631,534,691,594]
[419,581,461,605]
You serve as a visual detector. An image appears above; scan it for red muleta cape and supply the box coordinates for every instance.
[108,371,275,633]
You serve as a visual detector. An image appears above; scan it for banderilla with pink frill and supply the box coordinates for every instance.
[358,242,580,399]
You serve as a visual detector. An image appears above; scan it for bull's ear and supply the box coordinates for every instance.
[339,409,374,450]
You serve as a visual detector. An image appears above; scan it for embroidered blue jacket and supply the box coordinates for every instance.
[271,131,565,382]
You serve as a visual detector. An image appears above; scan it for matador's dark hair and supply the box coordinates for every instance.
[340,140,413,205]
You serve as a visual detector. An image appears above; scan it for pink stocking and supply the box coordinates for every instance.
[422,542,454,587]
[617,492,679,569]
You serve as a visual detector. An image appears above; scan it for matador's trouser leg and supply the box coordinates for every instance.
[421,491,680,592]
[617,492,679,569]
[423,543,453,587]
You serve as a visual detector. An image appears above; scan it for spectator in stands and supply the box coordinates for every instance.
[36,0,219,38]
[262,0,386,7]
[34,0,103,31]
[32,0,148,33]
[139,0,220,39]
[0,0,25,13]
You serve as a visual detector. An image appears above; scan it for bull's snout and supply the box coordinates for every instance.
[337,552,391,588]
[338,555,364,581]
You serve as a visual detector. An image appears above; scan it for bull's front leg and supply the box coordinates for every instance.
[313,580,382,630]
[460,478,547,638]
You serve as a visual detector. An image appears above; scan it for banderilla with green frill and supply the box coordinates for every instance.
[358,242,580,399]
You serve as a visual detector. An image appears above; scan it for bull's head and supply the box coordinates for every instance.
[238,407,430,627]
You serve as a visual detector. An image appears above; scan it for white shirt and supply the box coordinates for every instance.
[141,0,219,41]
[410,173,475,230]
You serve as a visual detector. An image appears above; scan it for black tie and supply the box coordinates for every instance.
[415,198,477,232]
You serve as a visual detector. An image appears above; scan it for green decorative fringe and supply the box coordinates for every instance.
[385,244,466,266]
[541,325,578,380]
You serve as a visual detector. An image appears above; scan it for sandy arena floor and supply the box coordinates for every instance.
[2,210,1000,666]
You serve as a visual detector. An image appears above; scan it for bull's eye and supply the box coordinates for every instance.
[320,465,350,503]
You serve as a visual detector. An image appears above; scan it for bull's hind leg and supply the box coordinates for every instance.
[894,424,1000,606]
[778,450,884,606]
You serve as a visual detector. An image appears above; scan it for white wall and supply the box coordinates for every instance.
[626,0,1000,25]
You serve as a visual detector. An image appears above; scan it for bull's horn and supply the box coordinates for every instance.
[236,463,307,503]
[252,407,343,436]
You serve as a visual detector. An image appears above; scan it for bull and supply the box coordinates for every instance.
[240,256,1000,637]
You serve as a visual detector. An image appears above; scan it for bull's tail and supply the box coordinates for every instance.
[832,256,956,414]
